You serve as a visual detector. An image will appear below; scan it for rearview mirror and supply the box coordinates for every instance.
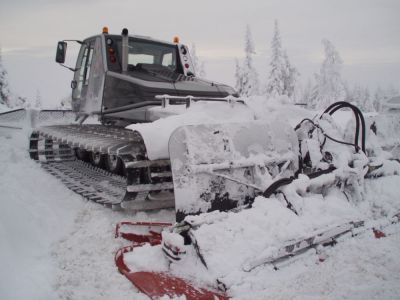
[56,41,67,64]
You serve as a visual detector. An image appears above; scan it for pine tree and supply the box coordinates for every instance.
[348,84,374,112]
[0,47,11,107]
[282,50,299,100]
[234,58,244,95]
[266,20,285,97]
[343,81,352,103]
[265,20,298,101]
[313,39,346,109]
[351,84,363,106]
[34,90,42,109]
[373,86,385,112]
[190,44,206,78]
[309,77,320,108]
[240,25,259,97]
[302,79,314,107]
[362,87,374,112]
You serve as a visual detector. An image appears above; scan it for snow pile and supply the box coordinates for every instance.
[228,224,400,300]
[127,101,256,160]
[171,192,360,282]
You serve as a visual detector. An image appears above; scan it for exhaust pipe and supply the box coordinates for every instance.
[121,28,129,73]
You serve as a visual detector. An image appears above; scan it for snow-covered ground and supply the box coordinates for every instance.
[1,99,400,300]
[0,129,174,300]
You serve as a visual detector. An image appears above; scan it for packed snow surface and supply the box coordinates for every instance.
[1,96,400,300]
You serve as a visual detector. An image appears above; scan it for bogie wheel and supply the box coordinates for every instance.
[106,154,124,175]
[75,148,90,162]
[90,151,106,168]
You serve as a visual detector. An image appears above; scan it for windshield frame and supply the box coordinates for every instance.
[105,35,179,73]
[128,37,178,70]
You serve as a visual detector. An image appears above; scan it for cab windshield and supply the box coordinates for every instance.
[127,38,177,71]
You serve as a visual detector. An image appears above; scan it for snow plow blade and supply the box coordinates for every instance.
[0,108,75,130]
[169,119,299,221]
[114,222,228,300]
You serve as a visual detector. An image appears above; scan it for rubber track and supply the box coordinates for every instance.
[29,124,174,210]
[42,160,127,206]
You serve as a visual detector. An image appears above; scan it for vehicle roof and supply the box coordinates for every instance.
[84,33,177,46]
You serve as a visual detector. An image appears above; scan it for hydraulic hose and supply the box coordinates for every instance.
[321,101,366,153]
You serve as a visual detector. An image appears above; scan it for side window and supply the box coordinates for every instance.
[79,46,94,86]
[84,49,94,85]
[73,41,94,100]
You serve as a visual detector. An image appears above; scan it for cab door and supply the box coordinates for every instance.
[71,36,105,114]
[72,38,95,111]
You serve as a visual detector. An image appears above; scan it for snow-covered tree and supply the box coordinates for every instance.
[239,25,259,97]
[234,58,244,95]
[190,43,206,78]
[265,20,285,97]
[347,84,375,112]
[282,50,299,99]
[0,48,29,109]
[343,81,352,103]
[301,79,314,107]
[34,90,42,109]
[313,39,346,109]
[361,87,374,112]
[373,86,385,112]
[265,20,298,101]
[349,84,362,106]
[0,48,11,107]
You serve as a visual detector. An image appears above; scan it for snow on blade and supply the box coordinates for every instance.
[126,101,255,160]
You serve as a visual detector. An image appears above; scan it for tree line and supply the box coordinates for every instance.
[234,20,399,112]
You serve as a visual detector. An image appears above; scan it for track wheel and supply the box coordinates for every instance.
[90,151,106,168]
[106,154,123,175]
[75,148,90,162]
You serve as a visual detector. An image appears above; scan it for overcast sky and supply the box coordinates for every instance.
[0,0,399,106]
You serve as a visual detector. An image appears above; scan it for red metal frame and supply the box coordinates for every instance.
[115,221,172,243]
[114,221,229,300]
